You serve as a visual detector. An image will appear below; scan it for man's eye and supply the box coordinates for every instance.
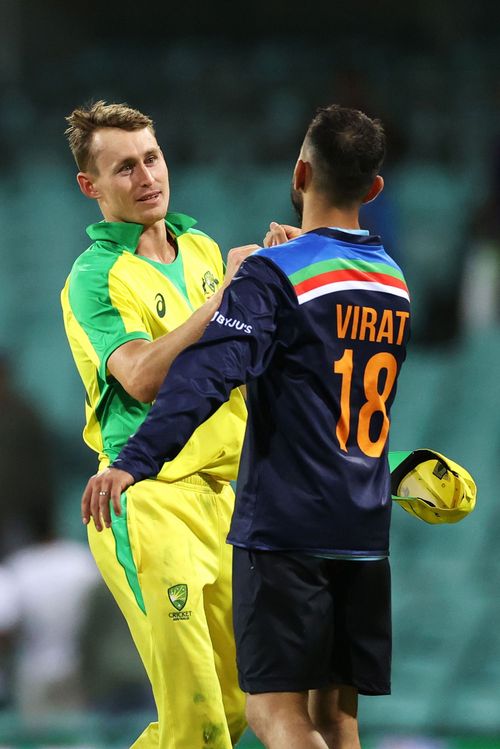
[120,164,133,173]
[145,155,157,164]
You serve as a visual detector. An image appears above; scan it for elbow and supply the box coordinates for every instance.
[122,375,158,404]
[132,388,156,404]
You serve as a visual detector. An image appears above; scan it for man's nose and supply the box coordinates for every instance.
[138,163,154,185]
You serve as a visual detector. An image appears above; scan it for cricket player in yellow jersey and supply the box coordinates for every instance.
[60,101,253,749]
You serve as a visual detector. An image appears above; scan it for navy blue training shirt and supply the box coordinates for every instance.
[113,228,411,557]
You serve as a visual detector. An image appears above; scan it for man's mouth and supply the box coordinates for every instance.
[138,191,161,203]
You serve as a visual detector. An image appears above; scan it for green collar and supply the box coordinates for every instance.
[86,212,197,253]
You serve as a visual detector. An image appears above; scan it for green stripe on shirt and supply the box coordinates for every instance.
[289,258,405,287]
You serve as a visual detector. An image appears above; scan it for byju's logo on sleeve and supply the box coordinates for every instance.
[210,311,252,335]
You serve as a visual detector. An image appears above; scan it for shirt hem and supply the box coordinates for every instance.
[227,539,389,558]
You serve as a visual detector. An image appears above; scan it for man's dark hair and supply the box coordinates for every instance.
[305,104,386,206]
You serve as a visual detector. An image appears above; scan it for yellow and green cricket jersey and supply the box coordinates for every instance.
[61,212,247,482]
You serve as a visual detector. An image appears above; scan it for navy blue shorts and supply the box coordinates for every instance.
[232,548,391,695]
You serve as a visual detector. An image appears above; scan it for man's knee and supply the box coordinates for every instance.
[245,691,310,743]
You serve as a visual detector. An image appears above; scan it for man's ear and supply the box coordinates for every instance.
[293,158,308,192]
[362,175,384,205]
[77,172,100,200]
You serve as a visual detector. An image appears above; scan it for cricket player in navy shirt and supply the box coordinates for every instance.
[83,105,410,749]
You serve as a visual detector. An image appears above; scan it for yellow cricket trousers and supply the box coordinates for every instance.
[87,473,246,749]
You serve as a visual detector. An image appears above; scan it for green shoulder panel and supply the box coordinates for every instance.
[68,244,149,378]
[68,245,125,350]
[186,227,212,240]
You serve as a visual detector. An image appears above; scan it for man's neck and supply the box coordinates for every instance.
[136,219,177,263]
[300,202,361,234]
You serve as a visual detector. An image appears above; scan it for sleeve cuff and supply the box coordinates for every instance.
[111,452,162,483]
[98,331,152,382]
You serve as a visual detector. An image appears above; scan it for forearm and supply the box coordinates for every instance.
[109,291,223,402]
[108,247,263,403]
[113,356,238,480]
[134,305,219,399]
[112,261,289,481]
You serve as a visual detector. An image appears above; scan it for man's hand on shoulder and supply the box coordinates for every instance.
[224,245,260,287]
[81,467,135,532]
[263,222,302,247]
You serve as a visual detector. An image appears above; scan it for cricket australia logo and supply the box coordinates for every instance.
[168,583,188,610]
[167,584,192,621]
[202,270,220,297]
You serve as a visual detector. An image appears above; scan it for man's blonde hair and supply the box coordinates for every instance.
[65,100,155,172]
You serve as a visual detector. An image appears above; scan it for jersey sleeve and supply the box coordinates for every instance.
[67,260,152,381]
[112,257,296,480]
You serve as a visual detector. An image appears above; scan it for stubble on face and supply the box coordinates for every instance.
[290,180,303,225]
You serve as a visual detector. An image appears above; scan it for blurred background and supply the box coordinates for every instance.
[0,0,500,746]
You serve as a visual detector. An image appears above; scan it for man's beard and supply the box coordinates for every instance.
[290,183,303,225]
